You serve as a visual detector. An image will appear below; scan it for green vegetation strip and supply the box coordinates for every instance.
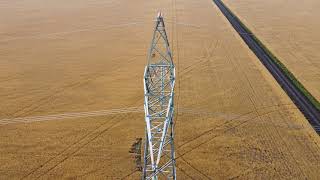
[220,0,320,111]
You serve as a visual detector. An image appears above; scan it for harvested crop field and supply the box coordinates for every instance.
[224,0,320,102]
[0,0,319,179]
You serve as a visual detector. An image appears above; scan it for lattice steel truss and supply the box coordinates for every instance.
[142,12,176,180]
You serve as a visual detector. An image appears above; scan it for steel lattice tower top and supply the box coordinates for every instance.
[143,12,176,180]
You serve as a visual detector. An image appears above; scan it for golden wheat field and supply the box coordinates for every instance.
[0,0,319,179]
[224,0,320,102]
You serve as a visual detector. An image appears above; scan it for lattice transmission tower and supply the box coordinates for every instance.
[142,12,176,180]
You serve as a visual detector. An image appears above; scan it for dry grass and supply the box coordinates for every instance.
[0,0,319,179]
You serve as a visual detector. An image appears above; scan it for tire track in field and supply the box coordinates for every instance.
[215,0,320,132]
[0,107,143,125]
[176,110,304,179]
[1,20,201,43]
[178,38,224,175]
[20,95,141,179]
[9,73,103,118]
[226,37,305,178]
[175,105,299,178]
[175,106,256,178]
[176,164,196,180]
[11,73,104,118]
[205,39,224,110]
[177,110,255,152]
[21,114,122,180]
[275,105,320,177]
[175,112,257,178]
[178,39,220,81]
[4,103,296,179]
[0,72,25,83]
[223,39,284,177]
[11,68,112,118]
[225,37,286,178]
[120,169,139,180]
[179,155,212,180]
[8,55,141,119]
[0,105,285,126]
[178,40,220,83]
[223,39,296,177]
[1,22,149,43]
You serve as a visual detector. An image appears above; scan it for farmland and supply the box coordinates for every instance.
[0,0,319,179]
[224,0,320,102]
